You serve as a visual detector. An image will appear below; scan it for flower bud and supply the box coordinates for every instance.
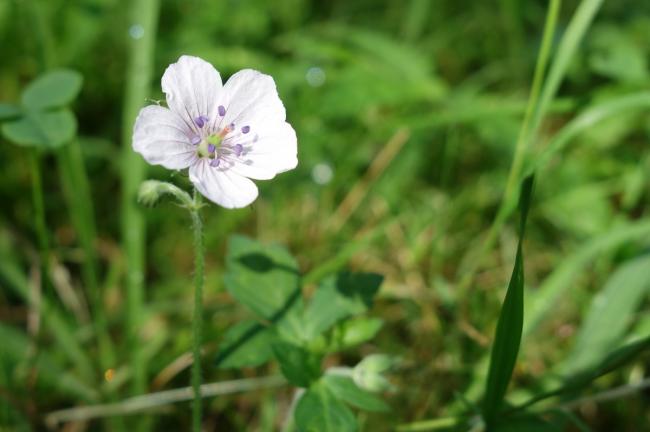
[353,354,397,393]
[137,180,167,206]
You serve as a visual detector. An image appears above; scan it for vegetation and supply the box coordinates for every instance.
[1,0,649,430]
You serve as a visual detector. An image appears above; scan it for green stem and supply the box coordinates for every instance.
[190,191,204,432]
[456,0,561,293]
[29,150,51,290]
[121,0,161,400]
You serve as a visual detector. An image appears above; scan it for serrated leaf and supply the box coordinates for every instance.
[322,375,390,412]
[215,320,275,369]
[224,235,304,341]
[21,69,83,110]
[271,341,321,387]
[563,254,650,374]
[1,109,76,148]
[304,272,382,339]
[482,176,534,426]
[0,103,21,120]
[295,384,357,432]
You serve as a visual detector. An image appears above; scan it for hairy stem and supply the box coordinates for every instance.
[190,190,205,432]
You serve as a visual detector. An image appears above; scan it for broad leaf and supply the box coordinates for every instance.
[0,103,20,120]
[482,176,534,426]
[272,341,322,387]
[21,69,83,110]
[326,317,384,353]
[1,109,76,148]
[322,374,390,412]
[215,320,275,369]
[304,272,382,339]
[224,235,304,341]
[295,384,357,432]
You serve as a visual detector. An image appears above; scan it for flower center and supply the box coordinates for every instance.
[190,108,251,169]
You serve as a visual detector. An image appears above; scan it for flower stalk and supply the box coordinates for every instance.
[190,189,204,432]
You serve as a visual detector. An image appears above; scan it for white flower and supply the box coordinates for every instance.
[133,55,298,208]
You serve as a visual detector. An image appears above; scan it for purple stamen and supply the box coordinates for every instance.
[194,115,209,128]
[210,157,221,167]
[218,105,226,116]
[190,135,201,145]
[207,144,216,153]
[241,125,250,134]
[233,144,243,157]
[229,122,235,130]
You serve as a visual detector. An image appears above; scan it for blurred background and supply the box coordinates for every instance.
[1,0,650,430]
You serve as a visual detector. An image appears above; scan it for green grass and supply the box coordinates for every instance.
[1,0,650,430]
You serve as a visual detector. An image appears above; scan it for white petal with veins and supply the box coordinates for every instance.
[133,55,297,208]
[161,55,223,130]
[132,105,197,169]
[189,159,259,209]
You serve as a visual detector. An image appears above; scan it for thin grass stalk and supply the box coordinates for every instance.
[456,0,561,293]
[120,0,161,400]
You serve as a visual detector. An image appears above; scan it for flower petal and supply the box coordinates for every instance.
[229,121,298,180]
[133,105,198,169]
[189,159,259,208]
[218,69,286,129]
[161,55,223,129]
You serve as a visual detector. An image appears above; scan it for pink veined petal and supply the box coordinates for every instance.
[189,159,259,208]
[229,121,298,180]
[161,55,223,130]
[218,69,286,129]
[133,105,198,169]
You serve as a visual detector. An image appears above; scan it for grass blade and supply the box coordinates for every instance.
[561,254,650,374]
[482,176,534,427]
[120,0,161,398]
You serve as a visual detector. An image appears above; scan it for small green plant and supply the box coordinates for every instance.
[216,235,392,431]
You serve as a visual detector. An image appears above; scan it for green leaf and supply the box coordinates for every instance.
[563,254,650,374]
[0,103,21,120]
[514,335,650,411]
[326,317,384,353]
[21,69,83,110]
[494,414,561,432]
[304,272,383,339]
[271,341,321,387]
[322,374,390,412]
[215,320,276,369]
[1,109,76,148]
[588,25,648,83]
[525,220,650,336]
[224,235,304,341]
[482,176,534,426]
[295,384,357,432]
[523,92,650,178]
